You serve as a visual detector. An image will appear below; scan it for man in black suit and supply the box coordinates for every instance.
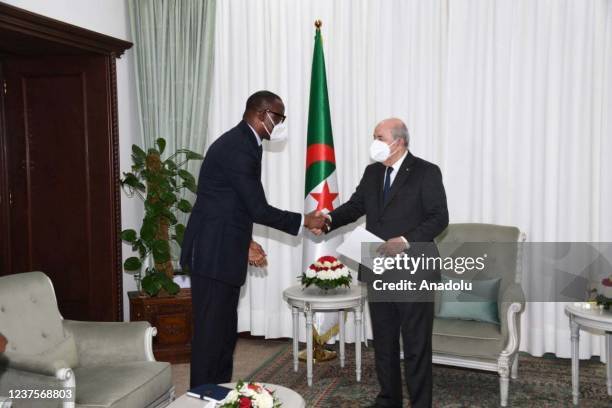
[321,118,448,408]
[180,91,327,387]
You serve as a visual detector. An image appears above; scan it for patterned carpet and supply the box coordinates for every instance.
[247,343,610,407]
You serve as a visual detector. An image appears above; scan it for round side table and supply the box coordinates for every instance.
[565,303,612,405]
[283,284,366,386]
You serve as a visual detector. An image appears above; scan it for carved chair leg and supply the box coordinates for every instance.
[498,358,511,407]
[511,353,519,379]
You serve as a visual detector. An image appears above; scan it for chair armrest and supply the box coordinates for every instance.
[62,320,157,366]
[2,352,72,378]
[499,283,525,353]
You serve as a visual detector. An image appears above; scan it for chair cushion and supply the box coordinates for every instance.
[436,276,501,324]
[73,361,171,408]
[432,317,504,359]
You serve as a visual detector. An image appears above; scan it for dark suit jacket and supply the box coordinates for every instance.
[180,120,302,287]
[328,152,449,283]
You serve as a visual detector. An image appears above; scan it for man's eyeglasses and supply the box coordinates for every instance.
[263,109,286,123]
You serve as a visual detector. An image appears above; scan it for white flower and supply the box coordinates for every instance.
[323,261,332,267]
[305,269,316,278]
[252,391,274,408]
[220,390,239,404]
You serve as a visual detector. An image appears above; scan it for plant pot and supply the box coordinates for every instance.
[129,289,193,363]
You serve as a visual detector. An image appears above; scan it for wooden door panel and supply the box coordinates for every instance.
[2,56,119,321]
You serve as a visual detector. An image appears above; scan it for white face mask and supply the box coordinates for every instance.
[262,112,288,142]
[369,139,398,162]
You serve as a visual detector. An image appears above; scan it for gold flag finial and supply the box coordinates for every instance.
[315,20,322,29]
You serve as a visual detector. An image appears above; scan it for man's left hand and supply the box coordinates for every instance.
[377,237,409,257]
[249,240,267,267]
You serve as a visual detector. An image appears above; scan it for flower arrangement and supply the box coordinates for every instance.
[218,381,281,408]
[301,255,352,290]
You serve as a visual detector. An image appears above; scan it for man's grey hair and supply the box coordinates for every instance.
[390,122,410,147]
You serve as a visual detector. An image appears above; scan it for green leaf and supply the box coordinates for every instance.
[177,199,192,213]
[177,169,195,185]
[160,276,180,295]
[144,200,164,218]
[121,173,145,191]
[161,208,178,225]
[185,150,204,161]
[123,257,142,271]
[140,218,157,242]
[132,145,146,161]
[141,273,163,296]
[160,191,177,205]
[152,239,170,263]
[165,159,177,171]
[121,229,138,243]
[156,138,166,155]
[174,224,186,246]
[182,179,197,194]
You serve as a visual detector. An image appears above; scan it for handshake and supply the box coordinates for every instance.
[303,210,332,236]
[248,211,331,268]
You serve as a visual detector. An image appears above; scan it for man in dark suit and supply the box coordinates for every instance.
[180,91,327,387]
[321,118,448,408]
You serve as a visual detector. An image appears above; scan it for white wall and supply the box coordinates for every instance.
[3,0,142,321]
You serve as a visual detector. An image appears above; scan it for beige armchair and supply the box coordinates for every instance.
[431,223,526,407]
[0,272,175,408]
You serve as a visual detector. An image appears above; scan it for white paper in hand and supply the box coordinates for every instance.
[336,226,384,264]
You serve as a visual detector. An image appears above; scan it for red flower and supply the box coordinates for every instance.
[247,383,261,393]
[239,396,252,408]
[318,255,338,263]
[603,278,612,287]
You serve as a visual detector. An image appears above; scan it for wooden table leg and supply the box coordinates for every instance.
[292,306,299,372]
[607,332,612,396]
[305,303,313,387]
[339,310,345,368]
[355,304,362,382]
[570,315,580,405]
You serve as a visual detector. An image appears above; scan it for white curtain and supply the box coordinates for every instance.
[208,0,612,357]
[444,0,612,360]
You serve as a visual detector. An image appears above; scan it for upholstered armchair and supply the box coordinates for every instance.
[432,223,526,407]
[0,272,175,408]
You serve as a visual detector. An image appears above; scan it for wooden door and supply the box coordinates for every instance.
[0,56,120,321]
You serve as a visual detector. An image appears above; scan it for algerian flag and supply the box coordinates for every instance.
[303,22,343,346]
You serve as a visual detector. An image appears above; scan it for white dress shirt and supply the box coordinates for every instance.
[247,123,304,234]
[326,149,410,246]
[384,150,408,186]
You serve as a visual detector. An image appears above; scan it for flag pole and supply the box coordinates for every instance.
[298,18,345,363]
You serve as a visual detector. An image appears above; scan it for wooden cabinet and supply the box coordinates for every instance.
[129,289,193,363]
[0,3,132,321]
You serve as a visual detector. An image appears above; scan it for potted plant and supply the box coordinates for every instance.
[120,138,203,297]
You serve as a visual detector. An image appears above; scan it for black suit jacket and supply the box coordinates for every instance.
[180,120,302,287]
[329,152,449,283]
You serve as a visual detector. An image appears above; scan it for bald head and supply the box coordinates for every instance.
[374,118,409,147]
[373,118,409,166]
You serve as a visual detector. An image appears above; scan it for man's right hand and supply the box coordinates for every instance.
[0,334,7,353]
[304,211,331,235]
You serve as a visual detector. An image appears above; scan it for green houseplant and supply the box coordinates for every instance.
[120,138,203,296]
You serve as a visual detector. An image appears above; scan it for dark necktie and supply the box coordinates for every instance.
[258,145,263,160]
[383,166,393,204]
